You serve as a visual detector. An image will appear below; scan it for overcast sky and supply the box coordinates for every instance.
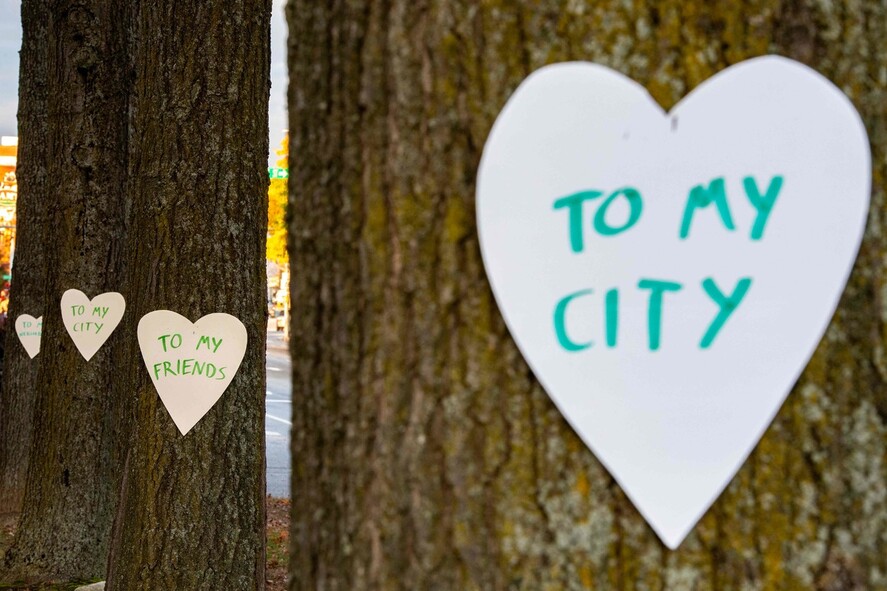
[0,0,289,163]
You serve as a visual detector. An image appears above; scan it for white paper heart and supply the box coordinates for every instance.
[137,310,248,435]
[477,56,870,548]
[15,314,42,359]
[60,289,126,361]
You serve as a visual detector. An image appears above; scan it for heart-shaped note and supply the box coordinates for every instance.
[15,314,42,359]
[477,56,870,548]
[138,311,248,435]
[60,289,126,361]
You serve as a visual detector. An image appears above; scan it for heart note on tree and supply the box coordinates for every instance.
[15,314,43,359]
[476,56,871,549]
[60,289,126,361]
[138,311,248,436]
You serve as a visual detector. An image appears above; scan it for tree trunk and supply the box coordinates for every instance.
[1,0,131,583]
[105,1,271,589]
[287,1,887,589]
[0,0,50,518]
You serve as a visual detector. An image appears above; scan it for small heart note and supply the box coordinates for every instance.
[138,310,248,435]
[15,314,42,359]
[477,56,871,548]
[60,289,126,361]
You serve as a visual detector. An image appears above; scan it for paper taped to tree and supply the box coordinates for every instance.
[61,289,126,361]
[15,314,42,359]
[476,56,871,548]
[138,310,248,436]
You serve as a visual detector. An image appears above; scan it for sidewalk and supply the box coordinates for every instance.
[266,327,289,355]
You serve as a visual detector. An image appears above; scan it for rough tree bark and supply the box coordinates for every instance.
[105,1,271,589]
[287,1,887,589]
[0,0,50,518]
[0,0,131,583]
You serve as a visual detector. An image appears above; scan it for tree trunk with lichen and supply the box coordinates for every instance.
[104,1,271,589]
[0,0,50,520]
[287,1,887,589]
[0,0,131,583]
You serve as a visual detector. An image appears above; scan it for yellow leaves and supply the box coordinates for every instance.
[267,228,288,264]
[275,134,289,169]
[267,134,289,264]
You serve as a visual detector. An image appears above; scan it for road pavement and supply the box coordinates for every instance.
[265,327,291,497]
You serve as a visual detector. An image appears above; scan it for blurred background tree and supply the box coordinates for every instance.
[1,0,130,583]
[0,0,50,521]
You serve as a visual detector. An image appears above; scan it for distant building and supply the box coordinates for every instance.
[0,136,15,206]
[0,137,16,272]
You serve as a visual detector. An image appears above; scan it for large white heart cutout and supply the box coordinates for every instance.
[60,289,126,361]
[138,311,248,436]
[477,56,871,548]
[15,314,42,359]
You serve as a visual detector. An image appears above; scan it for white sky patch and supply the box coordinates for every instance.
[0,0,21,138]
